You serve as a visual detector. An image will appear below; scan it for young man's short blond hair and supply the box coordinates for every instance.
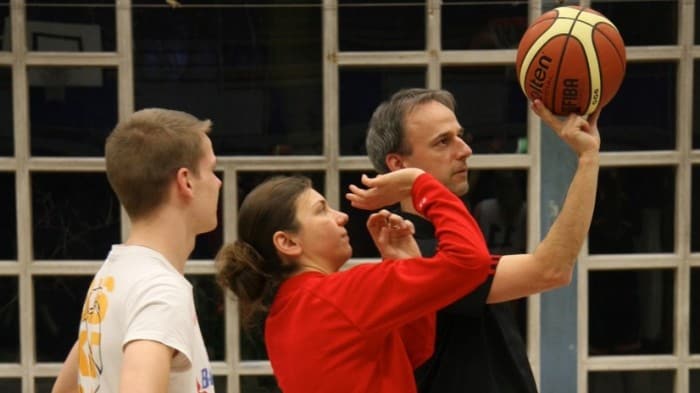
[105,108,212,220]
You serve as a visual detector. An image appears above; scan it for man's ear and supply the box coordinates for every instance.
[385,153,406,171]
[174,167,194,199]
[273,230,302,259]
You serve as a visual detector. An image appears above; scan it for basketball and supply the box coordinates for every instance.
[515,6,626,116]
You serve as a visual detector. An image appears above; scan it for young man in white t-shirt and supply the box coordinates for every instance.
[52,108,221,393]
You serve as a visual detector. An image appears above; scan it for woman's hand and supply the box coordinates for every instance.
[367,209,421,260]
[345,168,424,210]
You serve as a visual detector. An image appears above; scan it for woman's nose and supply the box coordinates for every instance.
[336,210,349,225]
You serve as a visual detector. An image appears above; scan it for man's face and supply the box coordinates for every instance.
[191,135,222,234]
[398,100,473,196]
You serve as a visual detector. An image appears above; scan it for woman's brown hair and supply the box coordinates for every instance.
[216,175,311,328]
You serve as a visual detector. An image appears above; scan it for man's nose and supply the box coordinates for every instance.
[456,137,472,160]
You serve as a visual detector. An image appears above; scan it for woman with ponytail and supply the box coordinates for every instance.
[216,168,494,393]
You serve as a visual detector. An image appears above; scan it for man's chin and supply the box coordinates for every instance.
[452,182,469,197]
[198,220,218,235]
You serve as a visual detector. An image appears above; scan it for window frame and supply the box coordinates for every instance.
[0,1,697,392]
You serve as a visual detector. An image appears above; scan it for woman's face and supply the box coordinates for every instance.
[292,188,352,271]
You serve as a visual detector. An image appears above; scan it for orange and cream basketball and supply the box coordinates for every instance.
[515,6,626,116]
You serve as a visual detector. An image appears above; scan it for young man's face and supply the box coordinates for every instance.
[191,135,222,234]
[399,100,473,196]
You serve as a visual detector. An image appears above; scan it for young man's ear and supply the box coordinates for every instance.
[174,167,194,198]
[273,231,302,259]
[385,153,406,172]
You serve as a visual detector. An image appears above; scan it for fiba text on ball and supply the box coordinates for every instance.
[527,51,601,115]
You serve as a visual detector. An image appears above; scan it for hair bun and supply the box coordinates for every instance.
[233,240,270,277]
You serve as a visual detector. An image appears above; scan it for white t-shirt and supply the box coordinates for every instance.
[77,245,215,393]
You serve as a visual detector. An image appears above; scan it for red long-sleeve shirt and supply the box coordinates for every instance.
[265,173,493,393]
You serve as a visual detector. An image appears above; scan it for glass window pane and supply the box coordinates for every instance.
[696,0,700,44]
[0,380,20,392]
[693,166,700,252]
[240,375,280,393]
[691,268,700,353]
[27,0,114,3]
[338,2,424,51]
[340,171,380,259]
[214,376,226,392]
[25,3,116,52]
[339,68,426,156]
[133,5,322,156]
[0,4,9,51]
[32,172,121,260]
[588,370,674,393]
[134,0,316,3]
[442,0,527,50]
[241,320,268,361]
[191,172,223,260]
[187,275,225,361]
[35,275,93,362]
[691,370,700,393]
[693,61,700,149]
[0,172,16,260]
[0,277,19,362]
[35,378,55,393]
[0,67,12,156]
[589,167,674,254]
[592,1,677,46]
[338,0,408,2]
[443,66,527,154]
[598,62,676,151]
[29,67,117,157]
[589,269,674,356]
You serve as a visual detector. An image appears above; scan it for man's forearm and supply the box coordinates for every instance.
[534,152,600,276]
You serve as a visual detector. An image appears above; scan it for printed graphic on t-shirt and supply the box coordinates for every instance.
[78,276,115,393]
[197,368,215,392]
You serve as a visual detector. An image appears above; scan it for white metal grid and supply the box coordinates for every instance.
[0,0,697,392]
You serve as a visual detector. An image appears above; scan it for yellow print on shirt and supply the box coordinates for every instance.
[78,276,114,393]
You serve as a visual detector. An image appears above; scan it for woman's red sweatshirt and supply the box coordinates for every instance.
[265,173,494,393]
